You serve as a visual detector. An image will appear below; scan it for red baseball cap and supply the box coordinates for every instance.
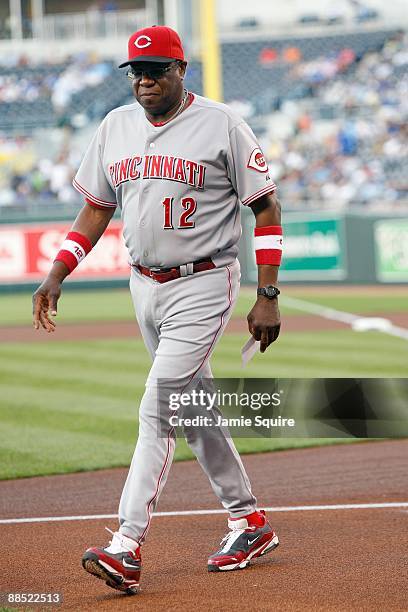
[118,25,185,67]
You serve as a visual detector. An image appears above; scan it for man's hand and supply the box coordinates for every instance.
[247,297,281,353]
[32,275,62,332]
[31,203,115,333]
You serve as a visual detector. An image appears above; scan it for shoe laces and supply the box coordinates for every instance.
[220,525,252,548]
[219,516,259,547]
[105,527,137,555]
[219,529,243,547]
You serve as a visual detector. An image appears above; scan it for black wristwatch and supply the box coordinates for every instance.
[257,285,280,300]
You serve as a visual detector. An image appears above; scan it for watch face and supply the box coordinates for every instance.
[258,286,279,299]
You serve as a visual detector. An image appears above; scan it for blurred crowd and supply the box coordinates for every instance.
[266,111,407,207]
[0,52,114,206]
[0,134,80,205]
[0,32,407,209]
[264,32,408,207]
[0,52,112,111]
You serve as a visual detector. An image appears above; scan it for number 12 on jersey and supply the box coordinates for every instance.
[162,197,197,230]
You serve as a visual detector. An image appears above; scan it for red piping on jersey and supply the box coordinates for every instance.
[72,178,117,207]
[182,264,233,392]
[150,92,195,127]
[242,185,276,206]
[84,197,114,211]
[183,264,256,510]
[139,264,233,542]
[139,426,175,543]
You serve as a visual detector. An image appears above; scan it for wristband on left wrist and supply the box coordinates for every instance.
[254,225,283,266]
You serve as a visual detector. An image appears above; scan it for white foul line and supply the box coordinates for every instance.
[1,502,408,525]
[281,296,408,341]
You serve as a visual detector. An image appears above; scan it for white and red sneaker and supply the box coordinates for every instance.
[208,510,279,572]
[82,529,141,594]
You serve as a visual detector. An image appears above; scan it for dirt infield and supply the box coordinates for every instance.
[1,440,407,611]
[2,312,408,343]
[2,315,344,343]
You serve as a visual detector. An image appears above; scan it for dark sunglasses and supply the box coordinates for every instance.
[126,62,179,81]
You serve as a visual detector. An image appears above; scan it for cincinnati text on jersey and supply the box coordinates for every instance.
[108,155,206,189]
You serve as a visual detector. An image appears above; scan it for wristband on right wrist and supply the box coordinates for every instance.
[54,231,92,273]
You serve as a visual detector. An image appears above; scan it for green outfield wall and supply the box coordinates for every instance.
[239,207,408,285]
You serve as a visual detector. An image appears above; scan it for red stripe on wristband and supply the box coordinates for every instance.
[55,250,79,273]
[66,231,92,253]
[256,249,282,266]
[254,225,282,236]
[254,225,283,266]
[54,231,93,274]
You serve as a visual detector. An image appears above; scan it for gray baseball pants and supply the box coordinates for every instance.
[118,259,257,543]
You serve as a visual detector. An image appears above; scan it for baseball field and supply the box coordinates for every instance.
[1,283,407,611]
[0,284,407,480]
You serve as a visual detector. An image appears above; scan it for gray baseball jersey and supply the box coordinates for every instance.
[73,93,276,268]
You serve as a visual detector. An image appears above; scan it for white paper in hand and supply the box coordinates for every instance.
[241,336,260,367]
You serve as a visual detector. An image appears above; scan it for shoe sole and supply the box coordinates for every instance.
[82,553,139,595]
[208,534,279,572]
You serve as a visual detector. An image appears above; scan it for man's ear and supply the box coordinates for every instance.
[179,61,187,79]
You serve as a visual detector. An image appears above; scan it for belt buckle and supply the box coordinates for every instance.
[149,267,161,277]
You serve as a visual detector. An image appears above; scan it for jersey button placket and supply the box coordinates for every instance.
[144,132,158,264]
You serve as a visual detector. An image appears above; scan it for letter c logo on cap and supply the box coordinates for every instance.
[135,35,152,49]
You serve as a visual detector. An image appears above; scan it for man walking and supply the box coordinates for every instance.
[32,25,283,595]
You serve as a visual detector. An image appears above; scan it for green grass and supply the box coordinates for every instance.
[0,288,136,326]
[0,286,406,479]
[282,294,408,314]
[216,330,408,377]
[1,286,407,326]
[0,326,406,479]
[235,288,408,317]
